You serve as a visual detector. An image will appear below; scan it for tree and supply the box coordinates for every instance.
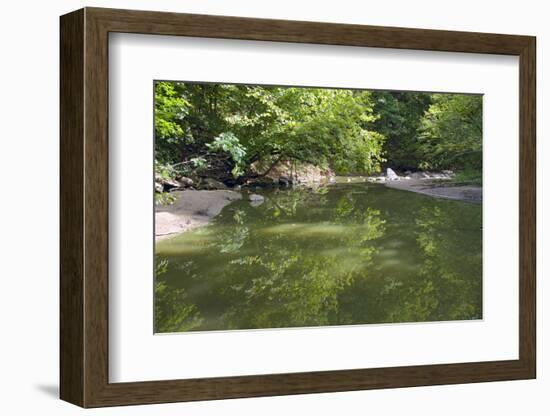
[154,81,190,165]
[154,82,387,182]
[371,91,432,170]
[417,94,482,171]
[154,82,483,183]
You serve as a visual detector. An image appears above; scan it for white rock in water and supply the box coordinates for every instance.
[249,193,265,207]
[386,168,399,180]
[249,194,265,202]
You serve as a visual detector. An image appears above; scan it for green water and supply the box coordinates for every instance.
[155,182,482,333]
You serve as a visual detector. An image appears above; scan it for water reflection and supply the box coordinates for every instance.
[155,183,482,333]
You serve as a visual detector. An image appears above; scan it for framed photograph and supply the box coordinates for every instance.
[60,7,536,408]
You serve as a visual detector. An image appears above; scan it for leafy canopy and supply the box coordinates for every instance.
[154,82,483,182]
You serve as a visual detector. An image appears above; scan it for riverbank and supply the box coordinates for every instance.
[155,190,241,241]
[155,174,481,241]
[385,179,482,203]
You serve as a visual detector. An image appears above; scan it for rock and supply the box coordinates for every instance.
[177,176,194,187]
[233,184,242,190]
[409,171,430,179]
[249,193,265,207]
[386,168,399,181]
[249,194,265,202]
[155,182,163,193]
[199,178,228,190]
[155,190,242,240]
[154,176,180,191]
[250,159,334,186]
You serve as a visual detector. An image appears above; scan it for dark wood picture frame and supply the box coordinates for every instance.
[60,7,536,408]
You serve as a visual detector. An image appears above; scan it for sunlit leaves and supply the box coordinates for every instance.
[206,132,247,177]
[154,82,387,179]
[418,94,482,170]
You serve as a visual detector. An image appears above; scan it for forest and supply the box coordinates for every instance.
[154,81,482,196]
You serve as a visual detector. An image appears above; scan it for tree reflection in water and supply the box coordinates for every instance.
[155,183,482,333]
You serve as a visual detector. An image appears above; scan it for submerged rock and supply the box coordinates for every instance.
[249,194,265,202]
[249,193,265,207]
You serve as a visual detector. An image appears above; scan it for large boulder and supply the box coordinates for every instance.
[250,159,334,186]
[177,176,195,188]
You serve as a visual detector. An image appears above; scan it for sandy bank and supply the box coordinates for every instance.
[155,190,241,241]
[385,179,482,203]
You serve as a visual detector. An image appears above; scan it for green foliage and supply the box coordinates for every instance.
[418,94,482,171]
[371,91,432,169]
[154,82,387,180]
[287,89,386,174]
[154,82,190,165]
[155,191,177,206]
[154,158,178,205]
[206,132,247,177]
[154,82,483,181]
[154,158,177,181]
